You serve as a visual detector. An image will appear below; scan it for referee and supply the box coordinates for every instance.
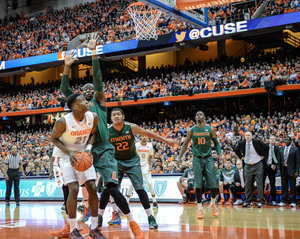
[4,145,26,206]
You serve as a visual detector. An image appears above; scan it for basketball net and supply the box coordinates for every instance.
[127,2,162,41]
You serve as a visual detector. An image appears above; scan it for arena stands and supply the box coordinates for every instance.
[0,0,298,61]
[0,0,190,61]
[265,0,299,17]
[1,48,299,113]
[1,110,299,177]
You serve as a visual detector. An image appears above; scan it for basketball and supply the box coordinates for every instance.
[73,152,93,172]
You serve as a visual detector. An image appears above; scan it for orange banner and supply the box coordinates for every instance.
[176,0,246,10]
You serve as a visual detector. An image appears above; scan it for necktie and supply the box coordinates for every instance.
[240,170,245,188]
[271,147,278,163]
[284,147,289,165]
[245,143,250,163]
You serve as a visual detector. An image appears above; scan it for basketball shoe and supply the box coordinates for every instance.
[107,211,121,225]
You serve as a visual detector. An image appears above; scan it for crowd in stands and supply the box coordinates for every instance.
[1,110,300,178]
[1,0,298,61]
[1,48,300,113]
[265,0,299,16]
[0,0,190,61]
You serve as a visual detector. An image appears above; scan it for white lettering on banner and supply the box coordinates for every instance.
[0,189,5,197]
[46,181,57,196]
[31,182,45,197]
[0,61,5,70]
[189,21,248,40]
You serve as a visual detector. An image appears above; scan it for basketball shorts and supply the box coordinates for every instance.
[59,155,97,186]
[193,156,218,189]
[117,155,144,191]
[92,141,119,185]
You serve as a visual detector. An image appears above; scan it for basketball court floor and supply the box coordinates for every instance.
[1,202,300,238]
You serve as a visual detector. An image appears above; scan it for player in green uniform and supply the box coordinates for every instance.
[106,108,177,229]
[178,111,222,219]
[60,34,144,239]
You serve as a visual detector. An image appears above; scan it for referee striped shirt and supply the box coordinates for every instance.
[5,153,22,169]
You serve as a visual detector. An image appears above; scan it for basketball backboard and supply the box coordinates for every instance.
[140,0,208,28]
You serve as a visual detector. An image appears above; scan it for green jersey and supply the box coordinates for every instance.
[60,59,108,145]
[191,124,212,157]
[109,122,137,160]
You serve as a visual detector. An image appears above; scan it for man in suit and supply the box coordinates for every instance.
[229,159,245,205]
[277,136,300,207]
[234,131,269,208]
[264,135,280,206]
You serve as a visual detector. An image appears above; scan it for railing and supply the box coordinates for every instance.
[121,58,139,72]
[283,32,300,48]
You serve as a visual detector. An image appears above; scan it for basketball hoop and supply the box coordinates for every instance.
[127,2,162,41]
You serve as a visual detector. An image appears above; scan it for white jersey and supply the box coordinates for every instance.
[136,142,154,170]
[55,111,94,157]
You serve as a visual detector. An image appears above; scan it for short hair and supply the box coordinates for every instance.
[111,108,124,115]
[66,93,81,110]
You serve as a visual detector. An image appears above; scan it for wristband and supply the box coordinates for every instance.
[91,49,97,55]
[86,144,93,151]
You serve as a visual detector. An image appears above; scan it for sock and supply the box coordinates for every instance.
[145,208,152,217]
[125,212,134,222]
[90,216,98,230]
[197,203,203,210]
[221,193,224,199]
[152,195,157,203]
[112,202,118,212]
[69,218,77,232]
[99,209,105,216]
[211,198,216,205]
[84,200,89,208]
[230,193,233,199]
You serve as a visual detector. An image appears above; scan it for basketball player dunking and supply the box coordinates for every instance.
[51,93,104,239]
[178,111,222,219]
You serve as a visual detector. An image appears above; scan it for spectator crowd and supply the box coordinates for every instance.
[1,49,300,113]
[0,0,298,61]
[1,110,300,177]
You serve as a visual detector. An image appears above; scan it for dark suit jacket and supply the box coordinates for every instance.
[265,145,280,165]
[233,170,245,185]
[278,146,300,177]
[234,139,269,161]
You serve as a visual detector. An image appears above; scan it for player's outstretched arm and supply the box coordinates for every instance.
[51,117,77,165]
[84,33,106,107]
[60,50,77,98]
[178,129,192,162]
[131,123,177,146]
[85,113,99,154]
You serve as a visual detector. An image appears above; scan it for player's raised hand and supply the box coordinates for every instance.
[83,32,99,50]
[65,49,78,66]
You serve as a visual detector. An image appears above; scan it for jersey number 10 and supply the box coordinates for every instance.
[198,137,206,145]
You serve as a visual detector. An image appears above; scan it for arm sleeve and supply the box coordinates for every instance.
[212,137,222,155]
[92,59,103,92]
[60,75,74,98]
